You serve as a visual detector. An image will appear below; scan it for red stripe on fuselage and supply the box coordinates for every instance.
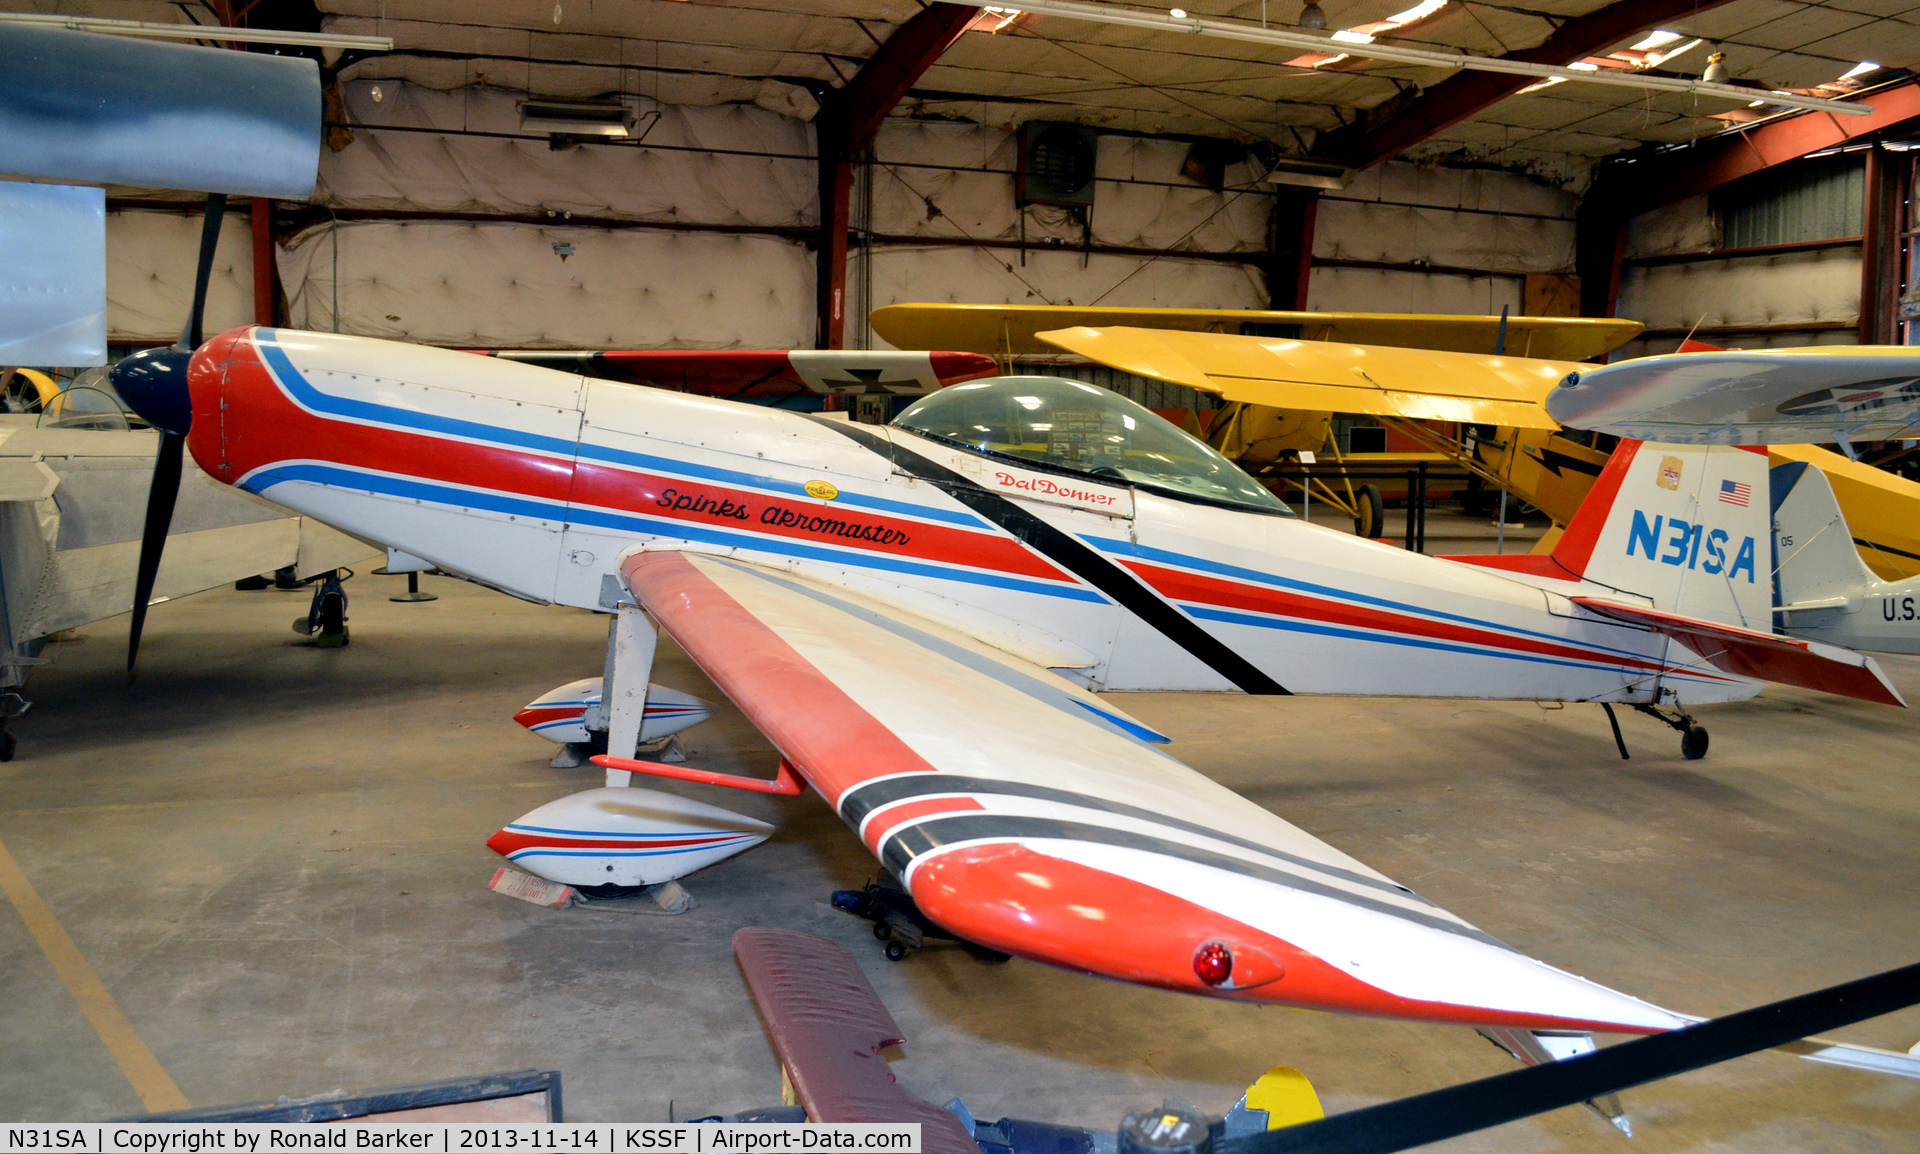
[196,329,1074,588]
[571,463,1072,581]
[192,329,577,502]
[1123,558,1672,674]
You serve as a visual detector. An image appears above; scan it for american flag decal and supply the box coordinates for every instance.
[1719,478,1752,507]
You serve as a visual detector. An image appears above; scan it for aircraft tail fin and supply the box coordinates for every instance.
[1772,460,1881,609]
[1551,440,1773,629]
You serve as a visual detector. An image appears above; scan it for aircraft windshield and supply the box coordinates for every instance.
[893,376,1291,516]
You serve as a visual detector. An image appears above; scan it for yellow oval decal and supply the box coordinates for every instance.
[804,480,839,501]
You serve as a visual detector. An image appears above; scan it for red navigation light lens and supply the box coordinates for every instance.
[1193,941,1233,986]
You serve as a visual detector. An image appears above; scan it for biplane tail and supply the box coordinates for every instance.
[1551,439,1774,631]
[1771,459,1882,608]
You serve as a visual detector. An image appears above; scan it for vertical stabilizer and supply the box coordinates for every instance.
[1552,440,1772,629]
[1772,461,1879,608]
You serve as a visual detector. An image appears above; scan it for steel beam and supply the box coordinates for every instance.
[1315,0,1739,171]
[1574,211,1626,321]
[1265,189,1319,309]
[1591,80,1920,221]
[1860,145,1910,344]
[251,197,276,326]
[816,4,979,349]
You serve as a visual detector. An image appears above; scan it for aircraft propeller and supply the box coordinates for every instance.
[108,193,228,677]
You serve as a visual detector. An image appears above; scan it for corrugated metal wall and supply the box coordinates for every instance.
[1716,155,1865,248]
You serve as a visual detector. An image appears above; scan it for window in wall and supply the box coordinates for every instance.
[1713,155,1865,248]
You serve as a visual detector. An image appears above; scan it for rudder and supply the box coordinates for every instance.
[1772,461,1879,609]
[1552,440,1772,629]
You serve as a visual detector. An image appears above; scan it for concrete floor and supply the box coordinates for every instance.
[1,565,1918,1151]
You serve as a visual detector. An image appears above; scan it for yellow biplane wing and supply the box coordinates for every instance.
[1036,326,1576,430]
[870,303,1642,362]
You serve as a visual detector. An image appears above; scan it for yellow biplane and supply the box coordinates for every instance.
[870,304,1920,575]
[871,303,1636,542]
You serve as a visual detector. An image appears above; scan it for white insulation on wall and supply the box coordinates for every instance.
[144,77,1598,351]
[278,220,814,349]
[106,210,254,342]
[869,120,1268,253]
[324,81,816,227]
[1616,190,1861,357]
[1311,161,1573,318]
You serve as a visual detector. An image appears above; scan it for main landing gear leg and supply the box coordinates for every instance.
[1632,702,1709,761]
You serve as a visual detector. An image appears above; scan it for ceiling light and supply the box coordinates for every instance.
[1299,3,1326,30]
[1702,48,1730,84]
[1631,30,1683,52]
[1519,76,1567,94]
[1003,0,1872,116]
[1384,0,1447,23]
[1649,38,1703,67]
[1568,61,1599,71]
[1841,61,1881,80]
[519,100,637,137]
[1332,29,1374,44]
[1169,8,1187,18]
[1266,155,1355,189]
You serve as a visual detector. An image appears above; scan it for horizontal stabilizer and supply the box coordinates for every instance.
[1571,596,1906,707]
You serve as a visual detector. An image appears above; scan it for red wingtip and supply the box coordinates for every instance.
[485,828,513,857]
[928,351,1000,385]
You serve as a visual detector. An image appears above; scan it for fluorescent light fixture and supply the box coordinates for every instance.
[1266,155,1355,189]
[519,100,637,136]
[1568,61,1599,71]
[1332,29,1374,44]
[0,12,393,50]
[1842,61,1880,80]
[1631,30,1683,51]
[1003,0,1874,115]
[1519,75,1568,94]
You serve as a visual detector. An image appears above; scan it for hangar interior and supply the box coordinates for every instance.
[4,0,1920,1148]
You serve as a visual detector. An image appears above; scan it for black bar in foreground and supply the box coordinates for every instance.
[1223,961,1920,1154]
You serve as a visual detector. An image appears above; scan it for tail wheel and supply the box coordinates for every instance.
[1353,483,1385,539]
[884,940,908,962]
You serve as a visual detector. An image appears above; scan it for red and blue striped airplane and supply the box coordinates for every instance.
[113,324,1913,1112]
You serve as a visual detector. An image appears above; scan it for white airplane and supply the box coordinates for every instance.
[1773,459,1920,655]
[108,323,1919,1117]
[1547,345,1920,457]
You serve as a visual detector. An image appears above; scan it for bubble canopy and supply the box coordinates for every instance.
[892,376,1291,516]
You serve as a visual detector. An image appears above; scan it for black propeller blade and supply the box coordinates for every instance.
[113,192,226,676]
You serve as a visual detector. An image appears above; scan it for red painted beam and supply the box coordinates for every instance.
[837,3,980,153]
[250,197,276,326]
[816,4,981,350]
[1859,146,1910,344]
[1593,80,1920,221]
[1266,188,1318,309]
[1315,0,1740,171]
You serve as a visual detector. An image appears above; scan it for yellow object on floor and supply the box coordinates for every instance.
[1245,1065,1325,1128]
